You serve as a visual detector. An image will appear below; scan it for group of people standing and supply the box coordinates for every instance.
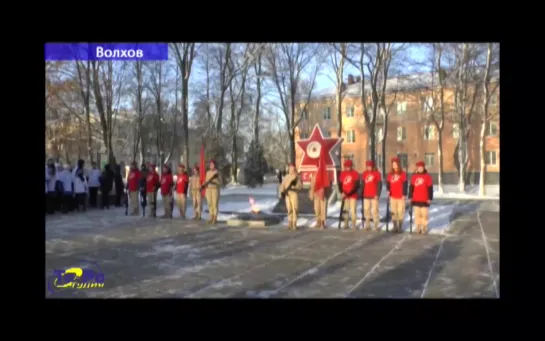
[280,157,434,234]
[45,158,127,214]
[123,160,222,223]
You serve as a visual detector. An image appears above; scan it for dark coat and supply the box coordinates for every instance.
[100,165,114,192]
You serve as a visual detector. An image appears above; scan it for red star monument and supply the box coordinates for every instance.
[297,124,342,170]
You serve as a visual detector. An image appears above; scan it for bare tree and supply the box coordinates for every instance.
[252,45,264,144]
[478,43,499,196]
[452,43,482,192]
[74,60,94,162]
[172,43,196,166]
[265,43,323,163]
[422,43,455,193]
[91,60,127,166]
[377,43,401,178]
[131,60,146,163]
[328,43,347,147]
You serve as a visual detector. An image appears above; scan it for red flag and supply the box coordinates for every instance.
[200,144,206,198]
[314,147,330,200]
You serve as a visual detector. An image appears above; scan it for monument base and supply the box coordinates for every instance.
[227,212,283,228]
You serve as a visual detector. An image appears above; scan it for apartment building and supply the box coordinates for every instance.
[295,72,499,185]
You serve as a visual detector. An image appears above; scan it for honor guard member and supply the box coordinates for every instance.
[408,161,434,234]
[160,164,174,218]
[176,164,190,218]
[309,171,328,229]
[146,163,160,217]
[279,163,302,230]
[362,160,382,231]
[339,159,360,230]
[190,164,202,220]
[386,157,408,232]
[204,160,222,224]
[127,161,141,216]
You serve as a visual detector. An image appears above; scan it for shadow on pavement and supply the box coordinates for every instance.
[346,237,463,298]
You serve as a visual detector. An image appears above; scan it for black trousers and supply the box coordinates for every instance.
[89,187,99,207]
[46,192,55,214]
[115,191,122,207]
[101,190,110,209]
[61,194,73,213]
[75,193,87,211]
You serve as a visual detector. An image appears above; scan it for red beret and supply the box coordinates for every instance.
[344,159,353,167]
[147,162,154,167]
[209,160,216,165]
[416,161,425,167]
[366,160,375,167]
[178,164,185,168]
[391,157,400,163]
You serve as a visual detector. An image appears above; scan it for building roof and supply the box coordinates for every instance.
[311,66,499,100]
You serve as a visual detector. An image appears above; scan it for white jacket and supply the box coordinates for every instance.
[88,168,101,187]
[73,168,88,194]
[58,170,74,193]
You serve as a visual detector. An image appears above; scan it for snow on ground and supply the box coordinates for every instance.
[434,185,499,200]
[274,200,456,236]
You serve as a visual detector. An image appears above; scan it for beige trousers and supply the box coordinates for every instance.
[206,188,220,216]
[413,206,429,231]
[390,198,405,222]
[129,191,139,215]
[191,191,202,216]
[163,194,172,217]
[314,198,327,222]
[342,198,358,227]
[176,194,187,218]
[285,191,298,223]
[146,192,157,211]
[363,198,379,227]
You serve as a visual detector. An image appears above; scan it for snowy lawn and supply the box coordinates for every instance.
[434,185,499,200]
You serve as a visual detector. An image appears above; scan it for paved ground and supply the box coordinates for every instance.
[45,199,499,298]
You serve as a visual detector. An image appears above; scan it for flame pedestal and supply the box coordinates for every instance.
[227,212,283,228]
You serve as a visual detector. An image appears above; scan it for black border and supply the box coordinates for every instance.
[28,30,519,328]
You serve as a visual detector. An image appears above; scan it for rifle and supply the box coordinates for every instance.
[124,186,129,216]
[280,177,298,199]
[140,189,147,217]
[409,204,413,234]
[338,197,345,230]
[199,173,219,191]
[385,195,390,232]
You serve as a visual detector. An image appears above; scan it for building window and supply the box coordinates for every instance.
[346,130,356,143]
[376,127,384,143]
[485,151,497,166]
[488,122,498,136]
[396,101,407,114]
[301,110,308,120]
[396,126,406,141]
[490,92,498,106]
[346,106,354,117]
[300,132,308,139]
[343,153,354,161]
[425,153,435,167]
[423,125,436,140]
[422,96,433,112]
[323,130,331,137]
[397,153,408,169]
[323,107,331,120]
[453,123,460,139]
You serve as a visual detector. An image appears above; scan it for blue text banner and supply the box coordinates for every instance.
[45,43,169,61]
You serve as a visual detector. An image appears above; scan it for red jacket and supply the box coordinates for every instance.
[386,171,407,199]
[409,172,433,206]
[176,172,189,194]
[146,171,160,193]
[340,170,360,199]
[362,170,382,198]
[160,173,174,196]
[127,169,141,192]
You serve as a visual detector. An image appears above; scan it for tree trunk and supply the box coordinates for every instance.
[479,121,487,196]
[253,53,262,144]
[289,133,296,164]
[437,130,444,194]
[232,135,238,183]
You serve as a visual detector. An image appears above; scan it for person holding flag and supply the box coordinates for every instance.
[190,164,202,220]
[309,149,330,229]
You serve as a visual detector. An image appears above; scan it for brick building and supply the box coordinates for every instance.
[295,70,499,185]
